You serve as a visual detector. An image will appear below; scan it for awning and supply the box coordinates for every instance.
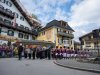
[17,39,55,46]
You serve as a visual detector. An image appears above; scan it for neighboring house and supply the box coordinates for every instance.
[79,28,100,50]
[0,0,41,44]
[74,41,81,50]
[37,20,74,49]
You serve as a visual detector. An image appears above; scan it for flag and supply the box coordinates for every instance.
[12,15,16,27]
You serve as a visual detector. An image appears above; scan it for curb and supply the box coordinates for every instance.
[53,60,100,73]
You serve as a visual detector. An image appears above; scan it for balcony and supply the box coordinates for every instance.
[0,18,38,36]
[0,5,14,19]
[57,31,74,39]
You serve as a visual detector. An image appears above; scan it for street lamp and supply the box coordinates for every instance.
[92,29,100,57]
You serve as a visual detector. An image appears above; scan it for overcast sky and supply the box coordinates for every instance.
[20,0,100,41]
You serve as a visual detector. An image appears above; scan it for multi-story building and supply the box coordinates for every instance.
[0,0,41,45]
[37,20,74,49]
[79,28,100,50]
[74,41,81,50]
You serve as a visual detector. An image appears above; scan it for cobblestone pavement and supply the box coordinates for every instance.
[0,58,100,75]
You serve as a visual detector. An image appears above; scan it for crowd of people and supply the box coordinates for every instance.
[0,43,93,60]
[51,46,91,59]
[17,44,52,60]
[0,44,14,57]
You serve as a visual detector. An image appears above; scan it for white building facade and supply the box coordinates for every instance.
[0,0,38,44]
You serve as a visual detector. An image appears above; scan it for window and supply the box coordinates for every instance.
[66,31,68,33]
[7,30,14,36]
[57,28,60,32]
[71,40,73,45]
[24,34,29,39]
[18,33,23,38]
[13,12,19,18]
[0,5,4,10]
[60,29,61,32]
[58,38,59,43]
[68,31,70,34]
[86,42,91,47]
[4,19,11,25]
[20,16,24,21]
[5,8,12,14]
[6,1,12,7]
[0,17,3,21]
[32,36,35,40]
[44,31,45,35]
[58,38,62,44]
[0,0,5,3]
[42,31,45,35]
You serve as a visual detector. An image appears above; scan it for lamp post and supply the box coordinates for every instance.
[92,29,100,57]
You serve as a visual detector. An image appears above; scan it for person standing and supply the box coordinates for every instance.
[18,44,23,60]
[47,46,52,60]
[32,47,36,60]
[27,46,32,59]
[24,46,28,59]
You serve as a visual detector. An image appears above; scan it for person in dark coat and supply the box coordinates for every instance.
[32,47,36,59]
[18,44,23,60]
[24,46,27,59]
[47,46,52,60]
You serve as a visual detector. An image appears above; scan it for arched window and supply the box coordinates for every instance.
[7,30,14,36]
[18,33,23,38]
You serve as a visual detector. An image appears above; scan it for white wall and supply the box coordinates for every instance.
[0,0,33,41]
[0,0,31,29]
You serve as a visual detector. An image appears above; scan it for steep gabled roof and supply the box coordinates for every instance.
[41,20,74,31]
[79,32,92,41]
